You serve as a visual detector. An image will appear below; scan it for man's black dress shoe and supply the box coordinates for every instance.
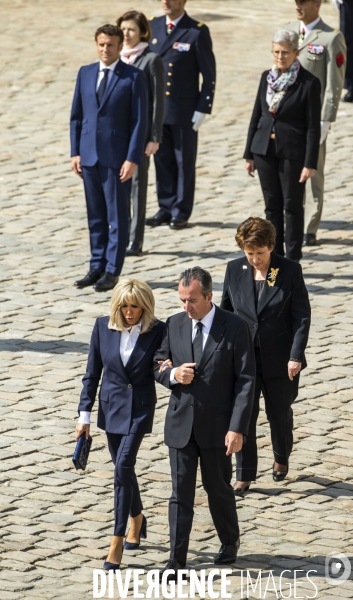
[303,233,316,246]
[93,272,119,292]
[159,559,187,583]
[103,561,120,571]
[145,213,170,227]
[272,462,288,482]
[342,90,353,103]
[214,538,240,565]
[169,217,188,230]
[74,268,102,288]
[126,242,142,256]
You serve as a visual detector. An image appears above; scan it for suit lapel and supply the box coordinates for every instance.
[91,63,100,108]
[99,60,123,110]
[238,260,257,320]
[159,14,190,55]
[125,327,159,373]
[198,307,226,372]
[257,254,284,315]
[179,317,193,364]
[300,26,319,51]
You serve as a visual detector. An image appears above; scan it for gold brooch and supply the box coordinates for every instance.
[267,268,279,287]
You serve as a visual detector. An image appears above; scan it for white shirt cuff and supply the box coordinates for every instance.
[78,411,91,424]
[170,367,178,385]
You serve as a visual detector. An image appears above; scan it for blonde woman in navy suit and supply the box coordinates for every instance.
[75,280,166,570]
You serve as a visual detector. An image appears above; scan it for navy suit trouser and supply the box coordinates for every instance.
[341,0,353,91]
[82,163,131,276]
[154,124,198,221]
[106,431,145,537]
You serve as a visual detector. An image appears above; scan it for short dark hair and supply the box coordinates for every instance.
[95,24,124,44]
[117,11,152,42]
[179,267,212,297]
[235,217,276,250]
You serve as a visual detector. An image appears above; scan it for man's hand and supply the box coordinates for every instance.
[174,363,197,385]
[75,423,90,441]
[245,159,256,178]
[71,156,83,178]
[145,142,159,157]
[120,161,136,182]
[288,360,301,381]
[225,431,243,455]
[299,167,315,183]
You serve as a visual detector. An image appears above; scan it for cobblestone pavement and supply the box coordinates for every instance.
[0,0,352,598]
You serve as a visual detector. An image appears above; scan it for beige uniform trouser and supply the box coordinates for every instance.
[304,139,326,236]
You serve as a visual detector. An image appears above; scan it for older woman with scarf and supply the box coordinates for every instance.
[117,11,165,256]
[244,30,321,262]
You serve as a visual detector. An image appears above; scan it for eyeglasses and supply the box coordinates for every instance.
[272,51,292,57]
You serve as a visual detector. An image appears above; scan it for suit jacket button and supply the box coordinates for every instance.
[169,63,173,67]
[128,384,132,388]
[166,92,170,96]
[190,402,194,407]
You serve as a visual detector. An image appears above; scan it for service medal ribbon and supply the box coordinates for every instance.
[307,44,325,55]
[173,42,191,52]
[267,268,279,287]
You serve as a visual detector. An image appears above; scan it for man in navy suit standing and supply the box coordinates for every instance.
[146,0,216,230]
[70,25,147,291]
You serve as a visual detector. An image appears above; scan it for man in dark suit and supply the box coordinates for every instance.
[70,24,147,291]
[333,0,353,102]
[146,0,216,230]
[154,267,255,578]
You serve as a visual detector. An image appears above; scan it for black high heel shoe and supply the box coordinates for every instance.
[233,482,251,497]
[272,462,288,482]
[124,515,147,550]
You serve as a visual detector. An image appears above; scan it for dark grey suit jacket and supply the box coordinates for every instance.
[154,306,255,449]
[134,48,165,143]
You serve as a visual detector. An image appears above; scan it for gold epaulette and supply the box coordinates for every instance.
[197,22,205,27]
[149,16,155,21]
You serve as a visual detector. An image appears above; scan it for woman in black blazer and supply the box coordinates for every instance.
[117,11,165,256]
[75,279,166,570]
[221,217,311,495]
[244,29,321,262]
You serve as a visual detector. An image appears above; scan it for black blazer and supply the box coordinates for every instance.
[154,306,255,449]
[134,49,165,143]
[221,254,311,379]
[78,317,165,435]
[244,65,321,169]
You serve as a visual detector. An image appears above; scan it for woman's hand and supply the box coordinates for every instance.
[75,423,90,441]
[288,361,302,381]
[299,167,315,183]
[145,142,159,157]
[245,159,256,178]
[158,359,173,373]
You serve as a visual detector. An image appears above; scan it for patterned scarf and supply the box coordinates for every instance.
[120,42,149,65]
[266,59,301,114]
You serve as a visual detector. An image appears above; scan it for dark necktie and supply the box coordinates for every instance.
[97,68,109,105]
[193,321,204,365]
[167,22,175,35]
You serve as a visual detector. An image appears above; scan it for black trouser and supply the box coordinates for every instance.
[154,124,198,221]
[106,431,145,537]
[254,141,306,261]
[129,153,150,248]
[168,430,239,565]
[236,348,299,482]
[341,0,353,91]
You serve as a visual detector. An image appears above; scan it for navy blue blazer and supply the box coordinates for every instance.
[78,317,165,435]
[149,13,216,125]
[70,59,148,168]
[221,254,311,379]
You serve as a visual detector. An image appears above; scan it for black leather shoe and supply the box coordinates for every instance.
[303,233,316,246]
[169,217,188,230]
[272,462,288,482]
[126,242,142,256]
[103,561,120,571]
[145,213,170,227]
[342,90,353,103]
[93,272,119,292]
[214,539,240,565]
[159,559,187,583]
[74,268,102,288]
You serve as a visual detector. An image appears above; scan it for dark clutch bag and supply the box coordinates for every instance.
[72,434,92,470]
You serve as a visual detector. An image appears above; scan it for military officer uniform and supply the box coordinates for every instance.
[147,12,216,228]
[284,18,346,243]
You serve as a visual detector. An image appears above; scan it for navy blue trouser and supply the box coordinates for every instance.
[82,163,131,276]
[106,431,145,537]
[341,0,353,91]
[154,124,198,221]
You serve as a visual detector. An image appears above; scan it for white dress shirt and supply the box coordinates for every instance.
[170,304,216,383]
[96,58,120,92]
[300,17,321,37]
[78,322,141,424]
[166,13,185,27]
